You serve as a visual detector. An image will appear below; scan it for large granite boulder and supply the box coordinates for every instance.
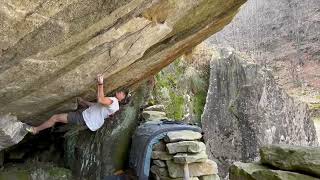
[229,162,318,180]
[63,85,148,179]
[0,0,246,149]
[202,48,318,177]
[260,144,320,177]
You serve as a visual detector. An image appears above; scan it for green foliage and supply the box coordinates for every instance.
[166,92,185,120]
[0,171,30,180]
[310,103,320,110]
[48,167,72,179]
[193,90,207,121]
[152,58,209,122]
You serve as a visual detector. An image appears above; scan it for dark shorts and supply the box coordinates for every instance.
[67,110,85,125]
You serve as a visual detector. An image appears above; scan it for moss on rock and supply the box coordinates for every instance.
[0,163,72,180]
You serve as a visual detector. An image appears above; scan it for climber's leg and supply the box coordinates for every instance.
[28,114,68,134]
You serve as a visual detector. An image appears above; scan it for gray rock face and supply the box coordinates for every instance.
[260,144,320,177]
[64,85,148,179]
[202,49,318,177]
[153,141,167,151]
[0,114,27,150]
[152,151,173,161]
[229,162,318,180]
[151,165,169,177]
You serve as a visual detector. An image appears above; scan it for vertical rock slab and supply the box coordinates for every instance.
[202,48,318,177]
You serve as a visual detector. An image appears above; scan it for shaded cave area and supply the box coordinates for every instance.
[2,125,67,168]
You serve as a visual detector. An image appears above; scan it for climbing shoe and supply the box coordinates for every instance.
[24,124,38,135]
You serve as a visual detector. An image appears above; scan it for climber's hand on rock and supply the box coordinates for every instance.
[97,74,104,84]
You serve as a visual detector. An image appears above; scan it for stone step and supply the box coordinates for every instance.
[142,111,167,121]
[144,105,165,112]
[173,151,208,164]
[164,130,202,142]
[0,114,27,150]
[166,141,206,154]
[167,159,218,178]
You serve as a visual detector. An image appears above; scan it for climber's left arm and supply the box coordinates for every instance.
[96,74,113,106]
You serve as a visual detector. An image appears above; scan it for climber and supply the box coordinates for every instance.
[25,74,128,134]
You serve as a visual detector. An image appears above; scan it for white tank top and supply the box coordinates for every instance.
[82,97,119,131]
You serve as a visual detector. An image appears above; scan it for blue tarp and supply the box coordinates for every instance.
[129,120,202,180]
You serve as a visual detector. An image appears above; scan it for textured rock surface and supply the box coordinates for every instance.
[260,144,320,177]
[202,48,318,177]
[153,160,166,168]
[151,165,169,177]
[64,85,148,179]
[174,151,208,164]
[167,159,218,178]
[153,176,199,180]
[142,110,167,121]
[152,151,173,161]
[0,114,27,150]
[229,162,318,180]
[199,175,220,180]
[165,130,202,142]
[0,0,246,127]
[153,141,167,151]
[166,141,206,154]
[144,104,165,112]
[0,163,72,180]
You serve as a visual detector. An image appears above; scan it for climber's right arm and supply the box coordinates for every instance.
[77,97,94,107]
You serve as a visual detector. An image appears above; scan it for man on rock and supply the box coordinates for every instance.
[26,74,127,134]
